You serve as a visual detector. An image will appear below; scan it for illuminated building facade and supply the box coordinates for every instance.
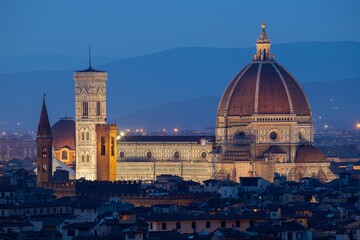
[72,24,336,182]
[74,63,107,180]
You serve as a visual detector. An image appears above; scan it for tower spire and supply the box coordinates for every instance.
[88,46,92,69]
[253,21,274,61]
[37,95,52,137]
[36,95,53,186]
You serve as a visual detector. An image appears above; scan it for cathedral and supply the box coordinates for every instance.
[49,23,336,183]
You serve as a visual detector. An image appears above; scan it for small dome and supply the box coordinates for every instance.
[52,117,75,149]
[295,145,326,163]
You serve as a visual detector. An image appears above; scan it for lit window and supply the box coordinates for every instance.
[42,148,47,158]
[61,150,68,160]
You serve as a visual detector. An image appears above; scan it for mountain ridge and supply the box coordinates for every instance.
[0,42,359,129]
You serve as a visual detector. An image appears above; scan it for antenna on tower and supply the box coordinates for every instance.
[88,46,92,69]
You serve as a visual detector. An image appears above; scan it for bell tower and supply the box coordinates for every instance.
[74,49,107,180]
[36,96,53,186]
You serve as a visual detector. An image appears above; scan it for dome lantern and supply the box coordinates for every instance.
[253,22,274,61]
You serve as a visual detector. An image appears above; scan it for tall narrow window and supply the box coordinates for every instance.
[96,101,101,116]
[82,101,88,117]
[81,132,85,141]
[61,150,68,160]
[111,137,115,156]
[86,131,90,140]
[86,154,90,163]
[101,137,106,156]
[42,148,47,158]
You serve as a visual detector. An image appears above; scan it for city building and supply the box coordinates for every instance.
[70,23,336,182]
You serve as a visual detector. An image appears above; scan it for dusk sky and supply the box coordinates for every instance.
[1,1,360,130]
[1,0,360,58]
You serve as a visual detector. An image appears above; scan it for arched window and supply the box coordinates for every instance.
[42,148,47,158]
[82,102,89,117]
[111,137,115,156]
[101,137,106,156]
[61,150,68,160]
[96,101,101,116]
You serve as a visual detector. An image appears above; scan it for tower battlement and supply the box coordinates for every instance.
[96,123,118,130]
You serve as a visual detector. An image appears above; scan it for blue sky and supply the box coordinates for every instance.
[1,0,359,58]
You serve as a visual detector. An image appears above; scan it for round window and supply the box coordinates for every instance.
[201,152,207,159]
[236,131,246,139]
[174,151,180,159]
[146,151,152,158]
[119,151,125,158]
[270,132,278,141]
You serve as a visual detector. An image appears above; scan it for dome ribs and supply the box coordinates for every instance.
[274,63,311,116]
[217,64,250,116]
[227,64,258,115]
[258,63,290,114]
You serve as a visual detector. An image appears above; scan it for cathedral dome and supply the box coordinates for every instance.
[295,145,327,163]
[52,117,75,149]
[217,24,311,117]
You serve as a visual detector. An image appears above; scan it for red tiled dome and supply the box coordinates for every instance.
[217,62,311,117]
[295,145,327,163]
[51,117,75,149]
[217,23,311,119]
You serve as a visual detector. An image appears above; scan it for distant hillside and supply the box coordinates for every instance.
[116,96,220,130]
[117,78,360,130]
[0,42,359,128]
[0,54,118,73]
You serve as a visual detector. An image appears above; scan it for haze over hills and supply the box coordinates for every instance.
[0,54,118,73]
[116,78,360,130]
[0,41,359,130]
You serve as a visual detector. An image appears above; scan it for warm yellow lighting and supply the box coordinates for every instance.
[356,123,360,129]
[120,132,125,137]
[174,128,179,132]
